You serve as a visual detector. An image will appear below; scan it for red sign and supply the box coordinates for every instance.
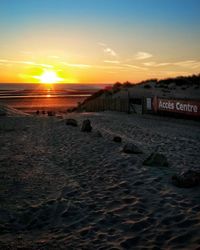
[152,97,200,117]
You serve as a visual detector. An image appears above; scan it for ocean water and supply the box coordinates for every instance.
[0,83,109,111]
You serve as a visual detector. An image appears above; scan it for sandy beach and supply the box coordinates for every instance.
[1,0,200,248]
[0,108,200,249]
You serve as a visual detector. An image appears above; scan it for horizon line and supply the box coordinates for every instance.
[0,73,199,85]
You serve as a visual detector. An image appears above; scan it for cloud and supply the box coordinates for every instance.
[62,61,124,70]
[143,61,156,66]
[104,60,120,64]
[164,70,191,76]
[95,65,124,70]
[0,59,8,63]
[143,61,171,67]
[103,48,117,57]
[143,60,200,69]
[98,42,118,57]
[147,70,190,78]
[157,63,171,66]
[20,51,32,55]
[174,60,200,69]
[22,61,53,68]
[48,56,60,59]
[135,51,153,60]
[0,59,53,68]
[98,42,107,47]
[123,64,148,71]
[62,62,92,68]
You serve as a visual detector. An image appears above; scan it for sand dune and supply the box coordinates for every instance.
[0,104,30,117]
[0,111,200,249]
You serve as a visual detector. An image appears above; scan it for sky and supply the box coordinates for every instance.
[0,0,200,84]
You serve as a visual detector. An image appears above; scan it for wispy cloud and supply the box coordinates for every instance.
[23,61,53,68]
[98,42,106,47]
[164,71,191,76]
[20,51,33,55]
[0,59,8,63]
[123,64,148,71]
[62,62,92,68]
[174,60,200,69]
[0,59,53,68]
[143,61,171,67]
[104,60,120,64]
[104,48,117,57]
[143,61,156,66]
[98,42,118,57]
[157,62,172,66]
[62,61,124,70]
[95,65,124,70]
[143,60,200,69]
[60,59,150,72]
[48,56,60,59]
[135,51,153,60]
[147,70,190,78]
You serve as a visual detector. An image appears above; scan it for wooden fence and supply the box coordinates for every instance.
[78,96,200,119]
[81,98,130,113]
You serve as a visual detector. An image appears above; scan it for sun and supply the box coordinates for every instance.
[35,70,63,84]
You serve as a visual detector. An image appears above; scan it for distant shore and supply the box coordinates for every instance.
[0,83,112,113]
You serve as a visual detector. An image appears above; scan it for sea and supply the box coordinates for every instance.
[0,83,110,113]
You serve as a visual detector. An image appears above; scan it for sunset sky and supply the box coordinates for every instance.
[0,0,199,84]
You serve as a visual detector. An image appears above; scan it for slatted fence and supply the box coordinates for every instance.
[81,98,130,113]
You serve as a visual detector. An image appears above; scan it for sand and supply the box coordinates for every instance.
[112,80,200,100]
[0,109,200,249]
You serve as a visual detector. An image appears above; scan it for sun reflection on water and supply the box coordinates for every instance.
[46,88,52,98]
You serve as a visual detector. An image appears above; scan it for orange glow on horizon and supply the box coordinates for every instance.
[34,70,63,84]
[0,56,198,84]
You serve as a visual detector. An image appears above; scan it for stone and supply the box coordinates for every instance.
[93,131,102,137]
[47,111,55,116]
[143,153,168,167]
[172,170,200,188]
[66,118,78,127]
[113,136,122,143]
[123,143,143,154]
[57,115,63,119]
[81,119,92,132]
[0,110,6,116]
